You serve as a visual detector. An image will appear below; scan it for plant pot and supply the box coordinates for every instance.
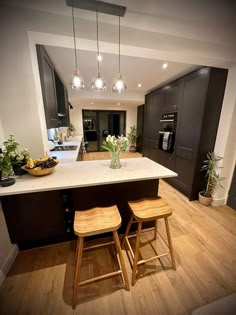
[198,191,212,206]
[12,162,27,176]
[129,145,136,153]
[1,177,15,187]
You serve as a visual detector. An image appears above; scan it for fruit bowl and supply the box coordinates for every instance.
[22,158,59,177]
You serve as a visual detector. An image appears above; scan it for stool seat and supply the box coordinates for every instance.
[128,198,172,221]
[74,205,121,237]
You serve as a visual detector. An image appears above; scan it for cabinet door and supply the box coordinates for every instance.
[136,105,144,153]
[174,69,209,195]
[37,45,58,128]
[149,140,159,162]
[160,151,175,171]
[150,90,164,140]
[143,94,152,139]
[163,80,184,112]
[142,138,150,158]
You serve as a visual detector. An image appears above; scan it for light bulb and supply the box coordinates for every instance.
[91,73,106,91]
[71,70,85,89]
[162,63,168,69]
[112,74,127,93]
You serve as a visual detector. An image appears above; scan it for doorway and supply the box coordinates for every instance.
[82,110,126,152]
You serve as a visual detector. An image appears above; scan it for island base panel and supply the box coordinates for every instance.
[1,179,159,249]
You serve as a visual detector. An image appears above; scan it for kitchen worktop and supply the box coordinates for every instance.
[50,135,83,162]
[0,157,177,197]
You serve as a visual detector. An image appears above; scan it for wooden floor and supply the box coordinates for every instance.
[1,152,236,315]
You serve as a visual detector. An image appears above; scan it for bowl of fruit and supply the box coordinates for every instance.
[22,155,59,176]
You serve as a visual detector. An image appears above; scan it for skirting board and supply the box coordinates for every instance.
[0,245,18,287]
[211,197,227,206]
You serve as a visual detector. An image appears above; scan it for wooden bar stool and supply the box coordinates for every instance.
[122,197,176,286]
[72,205,130,309]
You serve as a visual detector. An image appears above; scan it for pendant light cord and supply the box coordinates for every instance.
[119,15,121,74]
[96,10,100,74]
[72,6,78,70]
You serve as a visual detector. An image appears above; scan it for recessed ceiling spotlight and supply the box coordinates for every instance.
[117,102,120,106]
[138,83,142,88]
[97,54,102,62]
[162,63,168,69]
[91,101,94,105]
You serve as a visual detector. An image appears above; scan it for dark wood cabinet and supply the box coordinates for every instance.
[37,45,70,128]
[163,80,184,113]
[143,66,228,200]
[37,45,59,129]
[55,71,70,127]
[136,105,144,153]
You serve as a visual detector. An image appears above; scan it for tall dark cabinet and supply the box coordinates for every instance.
[142,67,228,200]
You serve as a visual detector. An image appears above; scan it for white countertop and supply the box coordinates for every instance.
[49,135,83,162]
[0,157,177,196]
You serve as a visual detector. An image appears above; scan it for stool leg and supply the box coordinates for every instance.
[164,217,176,270]
[72,236,84,309]
[132,221,142,286]
[122,214,134,248]
[154,219,158,240]
[113,231,130,291]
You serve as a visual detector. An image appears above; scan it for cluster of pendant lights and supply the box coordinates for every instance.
[71,6,127,93]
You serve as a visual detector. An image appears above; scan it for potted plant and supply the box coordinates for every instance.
[0,148,15,186]
[199,151,224,206]
[68,123,76,137]
[3,135,30,175]
[127,126,137,152]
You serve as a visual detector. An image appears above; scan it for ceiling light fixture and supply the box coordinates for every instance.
[138,83,142,88]
[112,15,127,93]
[91,10,106,91]
[97,54,102,61]
[162,63,168,69]
[117,102,120,106]
[70,6,85,90]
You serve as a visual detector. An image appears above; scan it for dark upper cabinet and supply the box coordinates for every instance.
[54,71,70,127]
[163,80,184,113]
[37,45,59,129]
[37,45,70,128]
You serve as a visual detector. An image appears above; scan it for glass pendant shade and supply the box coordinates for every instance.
[71,70,85,89]
[91,72,106,91]
[112,74,127,93]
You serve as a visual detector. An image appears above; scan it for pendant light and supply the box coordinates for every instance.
[112,15,127,93]
[70,6,85,90]
[91,10,106,91]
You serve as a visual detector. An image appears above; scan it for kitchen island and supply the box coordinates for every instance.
[0,158,177,249]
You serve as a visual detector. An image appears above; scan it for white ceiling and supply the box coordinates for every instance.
[45,45,197,105]
[2,0,235,106]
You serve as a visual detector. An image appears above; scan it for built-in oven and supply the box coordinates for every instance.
[158,112,177,153]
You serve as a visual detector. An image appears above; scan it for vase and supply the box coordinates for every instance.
[12,162,27,176]
[110,151,121,169]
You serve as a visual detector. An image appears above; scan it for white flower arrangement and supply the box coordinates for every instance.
[102,135,129,153]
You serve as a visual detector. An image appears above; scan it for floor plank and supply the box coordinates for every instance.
[0,153,236,315]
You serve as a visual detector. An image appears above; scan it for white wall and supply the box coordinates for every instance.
[0,120,18,286]
[70,103,137,137]
[213,66,236,205]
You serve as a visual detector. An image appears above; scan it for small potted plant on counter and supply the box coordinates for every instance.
[3,135,30,175]
[127,126,137,152]
[0,148,15,187]
[68,123,76,137]
[199,151,224,206]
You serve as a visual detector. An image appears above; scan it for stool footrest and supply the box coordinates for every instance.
[84,241,115,251]
[78,270,122,287]
[137,252,170,265]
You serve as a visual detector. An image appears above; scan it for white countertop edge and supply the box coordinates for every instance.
[0,174,177,197]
